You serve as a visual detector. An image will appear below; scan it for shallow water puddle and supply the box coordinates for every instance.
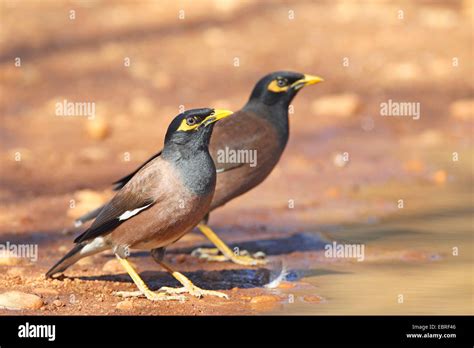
[270,179,473,314]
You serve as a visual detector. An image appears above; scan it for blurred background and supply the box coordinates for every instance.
[0,0,472,315]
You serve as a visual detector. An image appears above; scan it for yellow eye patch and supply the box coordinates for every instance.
[267,79,289,93]
[177,118,200,132]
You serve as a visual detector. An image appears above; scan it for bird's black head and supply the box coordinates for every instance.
[248,71,324,107]
[164,108,233,148]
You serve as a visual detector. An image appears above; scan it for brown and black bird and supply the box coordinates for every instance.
[47,108,233,300]
[75,71,323,266]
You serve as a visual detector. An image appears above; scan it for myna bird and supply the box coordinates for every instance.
[75,71,323,266]
[47,108,233,300]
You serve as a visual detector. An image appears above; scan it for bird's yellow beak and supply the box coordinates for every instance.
[213,109,234,121]
[301,74,324,85]
[291,74,324,89]
[203,109,233,126]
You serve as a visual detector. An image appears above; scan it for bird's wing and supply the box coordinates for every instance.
[112,151,162,190]
[74,163,161,243]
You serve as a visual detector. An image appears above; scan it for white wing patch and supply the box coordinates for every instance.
[118,203,153,221]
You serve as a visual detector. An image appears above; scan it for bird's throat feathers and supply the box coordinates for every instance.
[243,100,290,149]
[162,126,216,196]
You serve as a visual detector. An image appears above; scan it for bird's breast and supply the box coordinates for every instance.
[108,158,215,250]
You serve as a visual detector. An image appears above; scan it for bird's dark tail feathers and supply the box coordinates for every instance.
[46,242,87,279]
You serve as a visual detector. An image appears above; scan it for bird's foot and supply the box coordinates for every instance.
[159,285,229,299]
[191,247,267,266]
[113,289,185,302]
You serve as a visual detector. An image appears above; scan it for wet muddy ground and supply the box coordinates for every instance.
[0,0,473,315]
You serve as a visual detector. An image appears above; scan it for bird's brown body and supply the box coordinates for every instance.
[106,158,214,250]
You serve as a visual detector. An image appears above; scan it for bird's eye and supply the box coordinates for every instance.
[277,78,287,87]
[186,117,197,126]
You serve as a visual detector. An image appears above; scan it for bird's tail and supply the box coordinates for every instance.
[46,242,88,278]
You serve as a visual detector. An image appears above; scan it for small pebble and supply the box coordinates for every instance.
[250,295,280,304]
[431,170,447,185]
[249,295,282,311]
[116,300,134,311]
[86,118,110,140]
[0,291,43,310]
[303,295,324,303]
[333,153,349,167]
[277,282,296,289]
[53,299,65,307]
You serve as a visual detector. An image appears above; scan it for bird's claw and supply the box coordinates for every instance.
[113,290,186,302]
[191,247,221,256]
[159,286,229,299]
[191,247,268,266]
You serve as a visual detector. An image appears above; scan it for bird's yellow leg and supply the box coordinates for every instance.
[193,224,267,266]
[113,254,185,301]
[156,260,228,299]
